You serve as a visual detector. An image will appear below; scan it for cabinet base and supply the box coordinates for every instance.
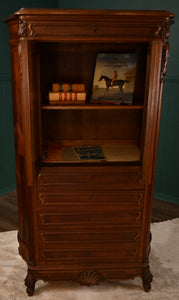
[24,267,153,296]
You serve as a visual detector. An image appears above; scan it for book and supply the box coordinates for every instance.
[43,146,62,161]
[49,92,86,102]
[52,83,85,93]
[91,53,137,104]
[43,146,79,162]
[73,146,105,160]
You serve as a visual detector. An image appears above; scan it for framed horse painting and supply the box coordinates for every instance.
[91,53,137,104]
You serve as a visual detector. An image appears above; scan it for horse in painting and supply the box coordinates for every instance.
[99,75,129,96]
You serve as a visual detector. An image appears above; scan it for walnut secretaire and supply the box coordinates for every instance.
[5,9,174,296]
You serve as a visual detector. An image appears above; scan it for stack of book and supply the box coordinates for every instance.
[48,83,86,105]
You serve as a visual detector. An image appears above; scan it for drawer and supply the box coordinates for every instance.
[38,165,143,191]
[39,228,141,245]
[38,209,142,229]
[39,242,140,264]
[26,21,132,41]
[38,191,144,209]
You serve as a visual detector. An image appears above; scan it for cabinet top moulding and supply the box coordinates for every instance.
[4,8,174,42]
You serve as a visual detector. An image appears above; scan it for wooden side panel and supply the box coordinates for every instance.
[9,37,40,265]
[9,40,28,255]
[141,40,163,263]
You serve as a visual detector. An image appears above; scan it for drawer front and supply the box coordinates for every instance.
[39,245,140,264]
[24,21,137,41]
[38,191,144,209]
[38,209,142,229]
[37,167,143,266]
[38,165,143,191]
[39,228,141,245]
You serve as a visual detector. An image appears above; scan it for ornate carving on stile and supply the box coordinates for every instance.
[160,42,169,83]
[76,271,104,286]
[18,20,36,37]
[154,19,174,83]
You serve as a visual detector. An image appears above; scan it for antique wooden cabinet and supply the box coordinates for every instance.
[5,9,174,296]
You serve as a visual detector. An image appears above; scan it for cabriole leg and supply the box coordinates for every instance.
[142,265,153,292]
[25,269,36,296]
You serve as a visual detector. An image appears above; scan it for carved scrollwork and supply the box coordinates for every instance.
[154,18,174,43]
[39,194,46,206]
[18,20,36,37]
[39,214,46,225]
[154,25,162,38]
[76,271,104,286]
[136,211,142,225]
[138,193,144,205]
[28,23,36,36]
[135,231,140,241]
[40,233,46,243]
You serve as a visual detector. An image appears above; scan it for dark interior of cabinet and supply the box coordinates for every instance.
[28,41,148,164]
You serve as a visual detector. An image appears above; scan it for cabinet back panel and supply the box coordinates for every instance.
[42,109,142,145]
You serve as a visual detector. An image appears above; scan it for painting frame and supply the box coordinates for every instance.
[91,52,138,105]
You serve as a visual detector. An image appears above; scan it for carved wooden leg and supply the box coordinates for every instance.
[25,269,36,296]
[142,265,153,292]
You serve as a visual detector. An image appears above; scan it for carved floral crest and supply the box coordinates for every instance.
[18,20,36,37]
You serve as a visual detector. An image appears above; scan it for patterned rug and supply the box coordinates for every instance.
[0,219,179,299]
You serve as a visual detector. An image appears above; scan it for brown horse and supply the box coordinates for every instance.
[99,75,129,95]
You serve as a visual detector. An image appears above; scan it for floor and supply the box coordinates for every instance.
[0,190,179,232]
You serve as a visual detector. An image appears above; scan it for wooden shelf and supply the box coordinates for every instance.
[43,145,141,163]
[42,104,144,110]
